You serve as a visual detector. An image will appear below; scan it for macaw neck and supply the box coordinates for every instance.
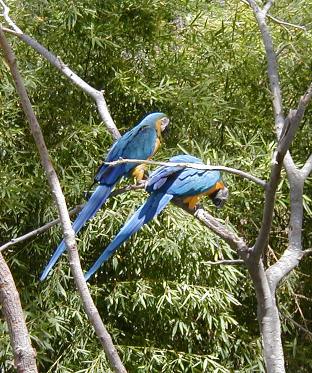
[155,118,163,139]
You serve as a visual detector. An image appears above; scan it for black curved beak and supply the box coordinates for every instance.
[211,186,229,209]
[160,117,170,132]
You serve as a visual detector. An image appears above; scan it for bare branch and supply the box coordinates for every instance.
[0,8,120,139]
[0,27,126,373]
[0,0,22,33]
[266,173,304,291]
[104,158,267,188]
[247,0,285,138]
[0,205,83,252]
[173,199,251,260]
[0,184,145,253]
[202,259,244,265]
[301,154,312,179]
[263,0,274,16]
[268,14,306,31]
[0,253,38,372]
[279,83,312,154]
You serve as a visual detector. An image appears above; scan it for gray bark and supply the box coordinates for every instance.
[0,253,38,372]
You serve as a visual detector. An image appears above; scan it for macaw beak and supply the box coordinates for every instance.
[160,117,170,132]
[211,186,229,209]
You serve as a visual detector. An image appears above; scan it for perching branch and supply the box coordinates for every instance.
[0,1,120,140]
[173,199,251,260]
[0,253,38,372]
[104,158,267,188]
[0,28,126,373]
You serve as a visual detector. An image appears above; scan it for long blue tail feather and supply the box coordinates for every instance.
[40,185,112,281]
[84,193,173,281]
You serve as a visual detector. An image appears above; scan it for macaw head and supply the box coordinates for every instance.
[209,185,229,208]
[139,112,170,137]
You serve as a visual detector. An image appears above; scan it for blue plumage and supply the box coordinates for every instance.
[84,154,226,281]
[40,112,169,281]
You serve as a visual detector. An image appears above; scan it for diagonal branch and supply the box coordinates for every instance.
[0,2,120,139]
[0,27,126,373]
[0,205,83,252]
[0,184,145,253]
[0,0,22,33]
[174,200,251,260]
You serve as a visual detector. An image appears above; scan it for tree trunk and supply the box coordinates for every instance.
[0,253,38,372]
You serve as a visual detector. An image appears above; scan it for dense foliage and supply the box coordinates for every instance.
[0,0,311,371]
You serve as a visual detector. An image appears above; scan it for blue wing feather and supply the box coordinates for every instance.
[84,192,173,281]
[40,185,112,281]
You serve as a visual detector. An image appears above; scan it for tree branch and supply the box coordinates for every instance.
[301,154,312,179]
[0,205,83,252]
[247,0,285,138]
[0,0,22,33]
[0,27,126,373]
[280,311,312,338]
[263,0,274,16]
[202,259,244,265]
[302,248,312,256]
[0,253,38,372]
[0,183,145,253]
[173,200,251,260]
[0,2,120,139]
[267,14,306,31]
[279,83,312,154]
[247,2,309,262]
[104,159,267,188]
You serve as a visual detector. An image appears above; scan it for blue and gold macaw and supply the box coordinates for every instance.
[40,112,169,281]
[84,154,228,281]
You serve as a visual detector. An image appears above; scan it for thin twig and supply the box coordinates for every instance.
[0,27,126,373]
[268,14,306,31]
[104,158,267,188]
[280,311,312,338]
[202,259,244,265]
[0,184,145,253]
[0,205,83,252]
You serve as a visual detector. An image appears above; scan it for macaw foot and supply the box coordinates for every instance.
[132,164,147,183]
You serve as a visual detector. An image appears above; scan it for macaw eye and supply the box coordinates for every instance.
[160,117,170,131]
